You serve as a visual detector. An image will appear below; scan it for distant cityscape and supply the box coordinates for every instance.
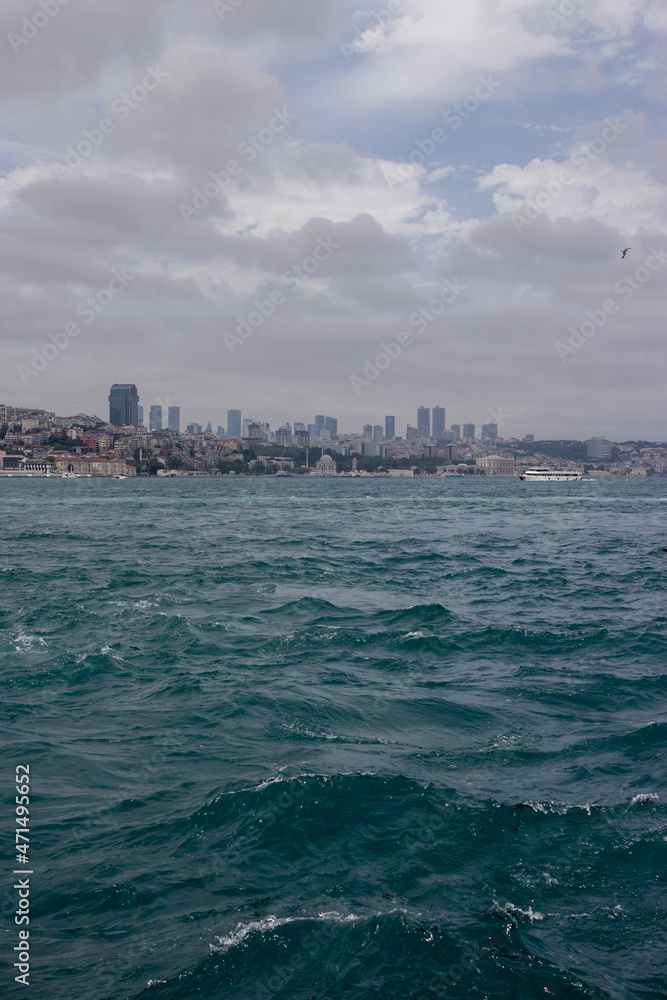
[0,384,664,477]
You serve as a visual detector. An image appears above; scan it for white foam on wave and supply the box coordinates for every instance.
[211,910,363,954]
[494,900,545,923]
[630,792,658,805]
[13,632,47,652]
[518,801,593,816]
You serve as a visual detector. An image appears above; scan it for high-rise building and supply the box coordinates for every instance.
[450,424,461,441]
[206,421,212,433]
[307,424,317,437]
[315,415,326,436]
[137,405,144,427]
[586,437,613,459]
[363,424,373,440]
[324,416,338,437]
[432,406,446,440]
[406,425,417,440]
[216,426,225,438]
[463,423,475,440]
[362,442,387,457]
[524,434,534,442]
[227,409,242,438]
[385,416,395,439]
[481,423,498,441]
[373,424,383,441]
[186,422,202,434]
[417,406,431,438]
[108,384,139,426]
[168,406,180,433]
[150,405,162,431]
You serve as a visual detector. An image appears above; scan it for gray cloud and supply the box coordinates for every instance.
[1,0,665,440]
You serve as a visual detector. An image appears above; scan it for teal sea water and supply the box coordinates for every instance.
[1,476,666,1000]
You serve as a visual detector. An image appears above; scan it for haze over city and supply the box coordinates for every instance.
[1,0,665,440]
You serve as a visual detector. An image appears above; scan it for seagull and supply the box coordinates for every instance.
[621,247,631,259]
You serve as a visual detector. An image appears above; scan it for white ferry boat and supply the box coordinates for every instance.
[519,468,582,482]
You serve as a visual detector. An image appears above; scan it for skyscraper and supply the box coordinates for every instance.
[363,424,373,440]
[417,406,430,438]
[137,405,144,427]
[450,424,461,441]
[108,384,139,426]
[324,416,338,437]
[481,423,498,441]
[227,409,242,438]
[168,406,180,433]
[385,416,395,439]
[373,424,383,441]
[586,437,613,459]
[432,406,445,440]
[315,415,326,436]
[463,423,475,440]
[150,405,162,431]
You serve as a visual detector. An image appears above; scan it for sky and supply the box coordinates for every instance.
[1,0,665,440]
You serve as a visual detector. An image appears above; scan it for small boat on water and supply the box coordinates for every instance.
[61,472,78,479]
[519,468,582,482]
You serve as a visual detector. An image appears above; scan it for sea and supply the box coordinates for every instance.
[1,475,666,1000]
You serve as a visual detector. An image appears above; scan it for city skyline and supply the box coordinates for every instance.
[9,384,648,444]
[108,387,507,440]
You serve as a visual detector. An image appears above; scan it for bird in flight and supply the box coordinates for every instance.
[621,247,631,258]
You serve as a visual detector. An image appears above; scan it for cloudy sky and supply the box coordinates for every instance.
[1,0,665,439]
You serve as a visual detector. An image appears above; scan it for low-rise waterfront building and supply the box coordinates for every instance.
[477,455,517,476]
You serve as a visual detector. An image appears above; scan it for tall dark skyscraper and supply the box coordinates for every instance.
[463,423,475,440]
[108,384,139,426]
[417,406,431,438]
[227,409,242,438]
[168,406,180,433]
[324,416,338,437]
[432,406,445,440]
[150,405,162,431]
[385,415,395,439]
[315,414,326,435]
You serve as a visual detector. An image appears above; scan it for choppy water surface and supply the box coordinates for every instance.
[1,476,666,999]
